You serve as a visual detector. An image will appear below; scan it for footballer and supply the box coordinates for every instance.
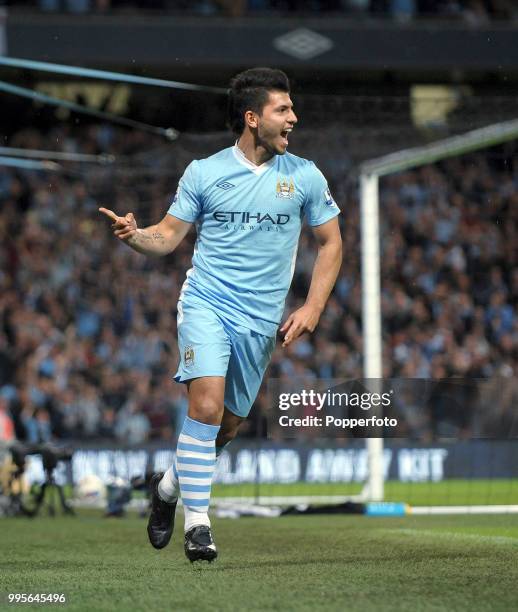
[100,67,342,562]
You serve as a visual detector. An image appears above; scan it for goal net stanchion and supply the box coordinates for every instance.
[359,118,518,507]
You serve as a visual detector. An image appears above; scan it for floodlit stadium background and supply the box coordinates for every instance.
[0,1,517,511]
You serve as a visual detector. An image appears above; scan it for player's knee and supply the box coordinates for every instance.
[188,396,223,425]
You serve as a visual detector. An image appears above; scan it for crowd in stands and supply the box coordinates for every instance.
[5,0,516,22]
[0,123,516,444]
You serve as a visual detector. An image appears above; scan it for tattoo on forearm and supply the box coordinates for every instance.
[131,229,166,248]
[151,231,165,245]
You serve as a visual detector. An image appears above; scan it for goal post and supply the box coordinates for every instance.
[360,173,384,502]
[360,118,518,504]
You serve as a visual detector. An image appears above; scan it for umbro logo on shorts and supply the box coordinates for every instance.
[216,181,235,190]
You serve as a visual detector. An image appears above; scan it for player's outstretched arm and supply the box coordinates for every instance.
[281,217,342,347]
[99,208,192,256]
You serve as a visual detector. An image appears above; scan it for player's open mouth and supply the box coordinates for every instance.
[280,128,293,146]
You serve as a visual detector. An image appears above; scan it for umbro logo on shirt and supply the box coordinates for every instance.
[216,181,235,190]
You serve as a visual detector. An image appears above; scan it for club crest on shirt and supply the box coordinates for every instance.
[276,176,295,199]
[184,345,195,367]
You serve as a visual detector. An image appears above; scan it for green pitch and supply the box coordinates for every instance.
[2,512,518,611]
[213,478,518,506]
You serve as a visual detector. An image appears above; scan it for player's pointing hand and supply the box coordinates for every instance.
[99,207,138,242]
[280,303,321,347]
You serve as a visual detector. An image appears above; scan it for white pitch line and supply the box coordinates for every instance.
[410,505,518,515]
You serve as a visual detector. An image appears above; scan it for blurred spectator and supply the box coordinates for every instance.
[114,400,151,444]
[0,396,15,442]
[21,407,52,443]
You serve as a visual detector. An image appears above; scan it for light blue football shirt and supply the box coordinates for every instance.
[168,145,340,336]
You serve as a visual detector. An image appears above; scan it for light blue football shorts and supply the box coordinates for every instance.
[174,300,276,418]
